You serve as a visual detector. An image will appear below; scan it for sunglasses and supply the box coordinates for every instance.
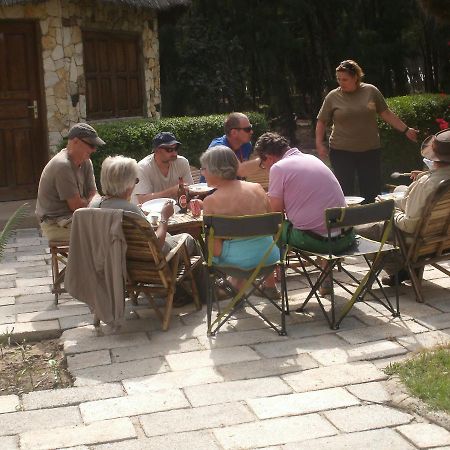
[233,125,253,133]
[135,178,139,184]
[338,61,356,73]
[79,138,97,149]
[161,146,178,153]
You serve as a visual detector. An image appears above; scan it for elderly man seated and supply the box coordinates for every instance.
[35,123,104,241]
[359,128,450,286]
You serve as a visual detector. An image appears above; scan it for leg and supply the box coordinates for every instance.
[40,222,71,242]
[355,148,381,204]
[329,148,357,195]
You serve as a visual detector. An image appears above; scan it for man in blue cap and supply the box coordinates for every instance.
[133,132,193,204]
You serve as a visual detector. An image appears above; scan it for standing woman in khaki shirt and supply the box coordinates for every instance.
[316,59,418,203]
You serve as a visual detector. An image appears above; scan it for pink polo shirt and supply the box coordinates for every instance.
[268,148,346,235]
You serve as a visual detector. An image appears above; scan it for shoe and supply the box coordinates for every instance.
[259,285,282,300]
[173,294,193,308]
[381,269,410,287]
[215,287,233,301]
[318,277,333,296]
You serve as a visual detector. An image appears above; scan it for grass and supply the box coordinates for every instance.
[385,345,450,413]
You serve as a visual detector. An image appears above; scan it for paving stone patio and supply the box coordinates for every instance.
[0,227,449,449]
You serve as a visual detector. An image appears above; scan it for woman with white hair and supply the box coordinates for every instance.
[90,155,183,256]
[200,146,280,298]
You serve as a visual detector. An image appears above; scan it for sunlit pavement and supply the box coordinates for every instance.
[0,228,449,449]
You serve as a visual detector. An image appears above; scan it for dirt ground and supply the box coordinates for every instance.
[0,339,73,396]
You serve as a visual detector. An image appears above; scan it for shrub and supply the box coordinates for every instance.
[379,93,449,182]
[82,112,268,186]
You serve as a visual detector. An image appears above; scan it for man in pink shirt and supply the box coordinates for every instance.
[254,132,355,254]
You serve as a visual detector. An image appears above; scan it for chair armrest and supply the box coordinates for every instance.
[164,234,190,262]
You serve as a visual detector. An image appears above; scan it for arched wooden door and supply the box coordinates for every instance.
[0,21,47,201]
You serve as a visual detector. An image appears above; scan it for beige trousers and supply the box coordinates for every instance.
[40,221,71,242]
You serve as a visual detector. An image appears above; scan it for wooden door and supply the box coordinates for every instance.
[0,21,47,201]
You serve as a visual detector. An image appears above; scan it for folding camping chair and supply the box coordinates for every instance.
[289,200,400,329]
[203,212,288,336]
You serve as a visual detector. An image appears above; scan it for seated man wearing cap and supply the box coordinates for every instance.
[35,123,104,241]
[359,128,450,286]
[133,132,193,204]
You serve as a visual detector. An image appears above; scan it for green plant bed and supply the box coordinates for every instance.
[379,93,450,183]
[75,112,268,189]
[385,345,450,413]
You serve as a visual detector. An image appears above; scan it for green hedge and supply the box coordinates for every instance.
[85,112,268,185]
[379,93,449,182]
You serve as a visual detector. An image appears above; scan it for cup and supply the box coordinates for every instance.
[150,215,159,226]
[189,199,202,218]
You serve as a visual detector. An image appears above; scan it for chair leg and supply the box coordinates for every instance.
[408,265,425,303]
[162,289,175,331]
[50,247,68,305]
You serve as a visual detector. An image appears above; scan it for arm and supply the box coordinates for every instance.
[379,109,418,142]
[315,119,329,161]
[66,194,90,212]
[202,194,223,257]
[155,202,174,248]
[268,195,284,213]
[136,185,179,204]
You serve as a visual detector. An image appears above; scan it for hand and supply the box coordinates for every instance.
[137,204,149,216]
[405,127,419,142]
[160,201,174,221]
[410,170,425,181]
[316,143,329,161]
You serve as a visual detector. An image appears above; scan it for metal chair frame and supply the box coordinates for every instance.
[203,212,288,336]
[288,200,400,329]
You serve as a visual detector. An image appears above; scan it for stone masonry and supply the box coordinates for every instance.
[0,0,160,153]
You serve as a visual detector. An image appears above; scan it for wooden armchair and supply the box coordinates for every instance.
[122,212,202,330]
[396,179,450,303]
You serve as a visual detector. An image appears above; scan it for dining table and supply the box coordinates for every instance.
[166,212,203,240]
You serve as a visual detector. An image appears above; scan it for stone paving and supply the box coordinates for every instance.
[0,228,450,449]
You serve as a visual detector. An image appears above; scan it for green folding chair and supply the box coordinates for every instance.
[288,200,400,329]
[203,212,288,336]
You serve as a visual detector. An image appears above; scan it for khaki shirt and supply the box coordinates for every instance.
[317,83,388,152]
[394,166,450,234]
[35,149,96,221]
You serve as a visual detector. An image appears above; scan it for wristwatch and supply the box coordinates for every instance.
[402,126,409,134]
[159,218,168,224]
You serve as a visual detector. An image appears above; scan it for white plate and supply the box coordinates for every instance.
[141,198,180,214]
[188,183,214,194]
[345,196,365,205]
[377,192,405,201]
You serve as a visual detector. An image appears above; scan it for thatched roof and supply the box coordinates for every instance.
[0,0,190,9]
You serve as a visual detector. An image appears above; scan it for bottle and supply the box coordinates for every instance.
[177,176,188,213]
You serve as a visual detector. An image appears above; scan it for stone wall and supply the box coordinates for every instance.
[0,0,160,154]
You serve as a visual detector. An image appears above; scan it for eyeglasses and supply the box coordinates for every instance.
[80,139,97,149]
[160,146,178,153]
[233,125,253,133]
